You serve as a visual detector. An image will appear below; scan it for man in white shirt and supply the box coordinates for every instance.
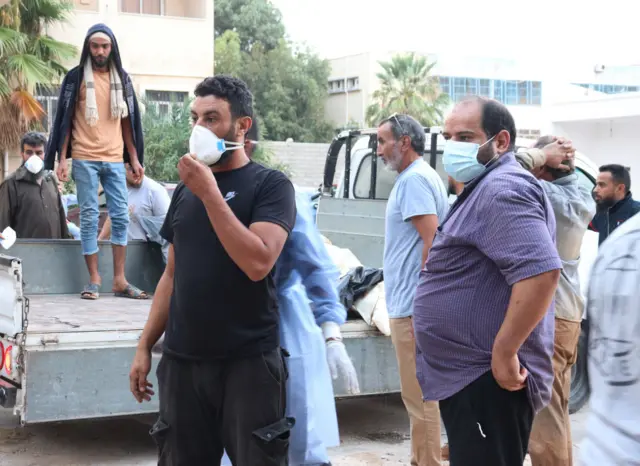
[99,164,171,260]
[579,210,640,465]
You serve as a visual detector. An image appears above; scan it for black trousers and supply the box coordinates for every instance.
[151,348,293,466]
[440,371,534,466]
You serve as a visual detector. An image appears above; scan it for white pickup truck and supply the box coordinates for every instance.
[0,239,391,425]
[318,127,600,414]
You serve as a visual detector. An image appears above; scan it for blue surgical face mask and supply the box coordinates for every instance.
[443,136,496,183]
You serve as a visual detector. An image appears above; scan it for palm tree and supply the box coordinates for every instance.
[0,0,77,152]
[365,53,450,127]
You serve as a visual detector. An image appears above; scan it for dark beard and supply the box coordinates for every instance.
[213,126,241,166]
[447,181,458,196]
[596,198,615,211]
[476,142,497,165]
[90,53,110,69]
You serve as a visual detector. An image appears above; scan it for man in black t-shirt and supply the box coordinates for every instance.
[128,75,296,466]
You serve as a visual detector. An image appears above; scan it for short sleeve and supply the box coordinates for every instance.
[160,183,184,244]
[397,174,437,222]
[251,171,296,234]
[475,187,562,285]
[151,183,172,217]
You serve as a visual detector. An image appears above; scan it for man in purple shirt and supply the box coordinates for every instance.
[413,96,562,466]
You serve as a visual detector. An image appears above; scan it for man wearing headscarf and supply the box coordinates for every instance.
[45,23,147,300]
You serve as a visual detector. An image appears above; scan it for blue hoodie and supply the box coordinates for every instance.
[44,23,144,170]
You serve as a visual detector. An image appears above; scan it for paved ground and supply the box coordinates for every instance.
[0,394,589,465]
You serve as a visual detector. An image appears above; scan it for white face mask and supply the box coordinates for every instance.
[189,125,243,166]
[24,155,44,175]
[0,226,16,250]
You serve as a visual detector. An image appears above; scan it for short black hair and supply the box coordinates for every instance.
[600,164,631,193]
[379,113,426,155]
[247,118,259,142]
[461,96,517,150]
[194,75,254,120]
[21,132,47,152]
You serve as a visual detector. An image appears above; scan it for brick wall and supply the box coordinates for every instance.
[265,141,330,189]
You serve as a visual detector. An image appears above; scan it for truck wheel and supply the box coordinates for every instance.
[569,321,590,414]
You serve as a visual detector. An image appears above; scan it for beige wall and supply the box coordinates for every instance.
[325,51,395,129]
[46,0,214,94]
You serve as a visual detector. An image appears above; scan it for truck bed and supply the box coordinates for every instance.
[24,294,383,348]
[29,294,151,334]
[17,297,396,424]
[24,294,151,349]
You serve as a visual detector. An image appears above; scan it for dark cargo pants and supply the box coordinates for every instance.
[150,348,294,466]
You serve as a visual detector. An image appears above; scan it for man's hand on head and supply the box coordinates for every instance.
[129,157,144,181]
[543,137,575,171]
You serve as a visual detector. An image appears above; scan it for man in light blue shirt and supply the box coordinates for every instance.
[378,113,448,466]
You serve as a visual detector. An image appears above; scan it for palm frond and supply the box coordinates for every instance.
[0,25,26,55]
[7,52,55,89]
[29,34,78,63]
[0,99,29,150]
[0,73,11,98]
[10,88,45,121]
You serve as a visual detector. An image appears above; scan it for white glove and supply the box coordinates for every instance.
[322,322,361,395]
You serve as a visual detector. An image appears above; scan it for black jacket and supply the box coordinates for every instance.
[44,23,144,170]
[589,192,640,245]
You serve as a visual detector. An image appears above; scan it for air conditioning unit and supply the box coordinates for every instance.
[594,64,606,74]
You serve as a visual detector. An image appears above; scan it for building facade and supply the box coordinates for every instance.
[0,0,214,179]
[325,51,640,138]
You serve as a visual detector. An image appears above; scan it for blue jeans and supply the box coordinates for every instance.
[72,160,129,256]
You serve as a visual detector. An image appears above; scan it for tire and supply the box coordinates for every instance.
[569,320,590,414]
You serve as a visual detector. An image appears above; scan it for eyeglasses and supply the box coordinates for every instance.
[388,112,406,135]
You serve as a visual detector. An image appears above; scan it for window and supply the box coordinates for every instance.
[517,129,541,139]
[121,0,160,14]
[518,81,528,105]
[573,83,640,95]
[328,79,345,94]
[74,0,98,11]
[453,77,466,102]
[437,76,542,106]
[145,90,187,118]
[465,78,478,96]
[35,85,60,133]
[531,81,542,104]
[347,77,359,91]
[120,0,205,18]
[439,77,450,96]
[353,154,397,200]
[493,80,504,101]
[479,79,491,97]
[504,81,518,105]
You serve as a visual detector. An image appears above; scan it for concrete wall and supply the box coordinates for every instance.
[265,141,329,189]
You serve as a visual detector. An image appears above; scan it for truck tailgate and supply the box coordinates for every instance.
[25,295,150,347]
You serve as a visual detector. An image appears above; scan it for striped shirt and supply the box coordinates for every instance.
[580,212,640,466]
[413,153,562,412]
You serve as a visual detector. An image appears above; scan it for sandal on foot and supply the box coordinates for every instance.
[114,284,149,300]
[81,283,100,300]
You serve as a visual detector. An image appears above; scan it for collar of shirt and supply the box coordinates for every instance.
[14,165,50,184]
[551,173,579,186]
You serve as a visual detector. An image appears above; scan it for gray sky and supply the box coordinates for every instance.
[271,0,639,67]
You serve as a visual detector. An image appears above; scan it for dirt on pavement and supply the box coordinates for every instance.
[0,394,589,466]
